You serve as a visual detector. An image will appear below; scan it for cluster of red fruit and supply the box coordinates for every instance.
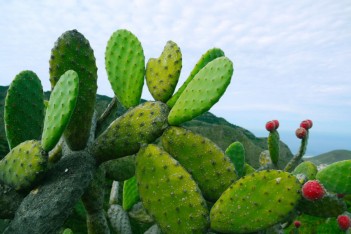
[265,119,313,139]
[297,180,350,231]
[295,119,313,139]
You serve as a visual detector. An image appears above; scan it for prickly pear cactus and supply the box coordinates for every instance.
[136,144,209,234]
[107,204,132,234]
[92,101,169,164]
[105,29,145,109]
[0,140,47,191]
[210,170,301,233]
[225,141,246,178]
[168,57,233,125]
[49,29,98,150]
[146,40,182,102]
[162,126,237,201]
[297,194,347,218]
[4,70,44,150]
[268,130,280,165]
[123,176,139,211]
[316,160,351,194]
[292,161,318,181]
[41,70,79,152]
[167,48,224,107]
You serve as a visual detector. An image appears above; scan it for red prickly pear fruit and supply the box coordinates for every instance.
[337,215,351,231]
[265,121,276,132]
[301,180,326,201]
[300,119,313,130]
[272,120,279,130]
[294,220,301,228]
[295,127,307,139]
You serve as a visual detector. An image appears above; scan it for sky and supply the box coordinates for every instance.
[1,0,350,156]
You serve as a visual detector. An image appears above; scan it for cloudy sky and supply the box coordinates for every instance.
[1,0,350,155]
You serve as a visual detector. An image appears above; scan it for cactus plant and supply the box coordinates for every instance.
[146,40,182,103]
[105,29,145,109]
[136,144,210,234]
[49,29,98,150]
[168,56,233,125]
[4,70,44,150]
[225,141,246,178]
[210,170,302,233]
[2,27,347,234]
[316,160,351,194]
[162,126,237,201]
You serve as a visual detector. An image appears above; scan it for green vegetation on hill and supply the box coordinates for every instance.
[306,150,351,165]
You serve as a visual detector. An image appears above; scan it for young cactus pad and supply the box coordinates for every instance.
[92,101,169,164]
[41,70,79,152]
[168,57,233,125]
[105,29,145,108]
[136,144,209,234]
[146,40,182,102]
[0,140,47,191]
[4,70,44,150]
[292,161,318,181]
[268,130,280,165]
[49,29,98,150]
[161,126,237,201]
[316,160,351,194]
[167,48,225,108]
[210,170,301,233]
[225,141,246,178]
[122,176,140,211]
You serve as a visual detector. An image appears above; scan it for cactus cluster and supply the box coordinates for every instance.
[0,28,350,234]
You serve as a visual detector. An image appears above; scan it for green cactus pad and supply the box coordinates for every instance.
[297,194,347,218]
[167,48,224,108]
[92,101,169,164]
[49,29,97,150]
[136,144,209,234]
[123,176,140,211]
[168,57,234,125]
[292,161,318,180]
[316,160,351,194]
[168,57,233,125]
[210,170,301,233]
[105,29,145,108]
[162,126,237,201]
[243,163,256,176]
[268,130,280,165]
[146,41,182,102]
[4,70,44,150]
[41,70,79,152]
[225,141,246,178]
[0,140,47,191]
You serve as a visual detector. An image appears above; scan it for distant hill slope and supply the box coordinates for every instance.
[0,86,293,168]
[305,150,351,165]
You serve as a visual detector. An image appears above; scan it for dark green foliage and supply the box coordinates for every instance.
[4,70,44,150]
[49,29,98,150]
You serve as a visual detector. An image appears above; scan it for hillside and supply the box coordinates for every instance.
[0,86,294,168]
[305,150,351,165]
